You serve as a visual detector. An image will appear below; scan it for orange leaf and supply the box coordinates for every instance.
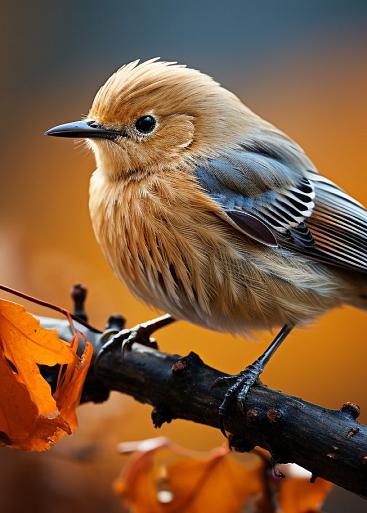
[0,299,93,450]
[114,439,333,513]
[55,335,94,431]
[114,438,264,513]
[278,464,333,513]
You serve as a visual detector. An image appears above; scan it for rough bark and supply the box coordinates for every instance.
[40,316,367,498]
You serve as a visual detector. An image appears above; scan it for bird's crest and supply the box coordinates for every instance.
[90,58,220,122]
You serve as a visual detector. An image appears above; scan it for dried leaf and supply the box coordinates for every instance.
[278,464,333,513]
[114,437,264,513]
[55,334,94,430]
[114,439,333,513]
[0,299,93,450]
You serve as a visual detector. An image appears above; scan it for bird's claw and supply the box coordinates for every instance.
[93,328,129,370]
[120,325,158,358]
[217,361,264,438]
[95,314,174,371]
[94,324,158,371]
[212,374,239,388]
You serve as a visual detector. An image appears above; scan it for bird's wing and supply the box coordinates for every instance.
[304,170,367,272]
[194,146,367,272]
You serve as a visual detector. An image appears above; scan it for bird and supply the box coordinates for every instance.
[46,58,367,433]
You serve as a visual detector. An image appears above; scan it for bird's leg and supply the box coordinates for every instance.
[95,314,175,367]
[216,324,293,437]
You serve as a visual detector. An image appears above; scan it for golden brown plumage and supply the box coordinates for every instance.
[47,58,367,336]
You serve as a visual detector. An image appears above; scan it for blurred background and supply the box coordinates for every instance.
[1,0,366,511]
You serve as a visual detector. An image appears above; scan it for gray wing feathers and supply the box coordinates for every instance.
[194,142,367,273]
[195,148,315,245]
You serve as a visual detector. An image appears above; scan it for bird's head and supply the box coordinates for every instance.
[46,58,255,180]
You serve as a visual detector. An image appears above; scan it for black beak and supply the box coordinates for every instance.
[44,120,125,140]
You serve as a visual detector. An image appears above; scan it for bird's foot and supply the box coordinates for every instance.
[215,360,264,437]
[98,322,159,362]
[94,314,174,370]
[120,323,159,357]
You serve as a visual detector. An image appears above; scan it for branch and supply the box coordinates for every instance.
[40,316,367,498]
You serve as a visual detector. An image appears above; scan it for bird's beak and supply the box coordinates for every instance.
[44,120,125,140]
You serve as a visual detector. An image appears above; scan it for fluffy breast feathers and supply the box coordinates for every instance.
[89,165,354,334]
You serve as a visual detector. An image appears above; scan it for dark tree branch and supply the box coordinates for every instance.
[39,316,367,498]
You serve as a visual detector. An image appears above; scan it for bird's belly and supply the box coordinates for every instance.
[108,226,343,336]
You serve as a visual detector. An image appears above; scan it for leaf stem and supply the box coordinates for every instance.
[0,284,102,333]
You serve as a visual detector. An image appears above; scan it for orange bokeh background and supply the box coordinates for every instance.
[1,2,366,512]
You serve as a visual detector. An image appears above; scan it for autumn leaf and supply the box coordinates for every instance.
[55,334,93,431]
[278,464,333,513]
[114,437,264,513]
[114,438,332,513]
[0,298,93,451]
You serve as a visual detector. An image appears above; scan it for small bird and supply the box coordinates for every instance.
[46,59,367,431]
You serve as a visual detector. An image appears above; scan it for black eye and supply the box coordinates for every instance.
[135,115,156,134]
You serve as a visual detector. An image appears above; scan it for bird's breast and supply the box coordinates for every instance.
[89,168,233,318]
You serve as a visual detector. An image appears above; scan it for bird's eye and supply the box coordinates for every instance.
[135,115,156,134]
